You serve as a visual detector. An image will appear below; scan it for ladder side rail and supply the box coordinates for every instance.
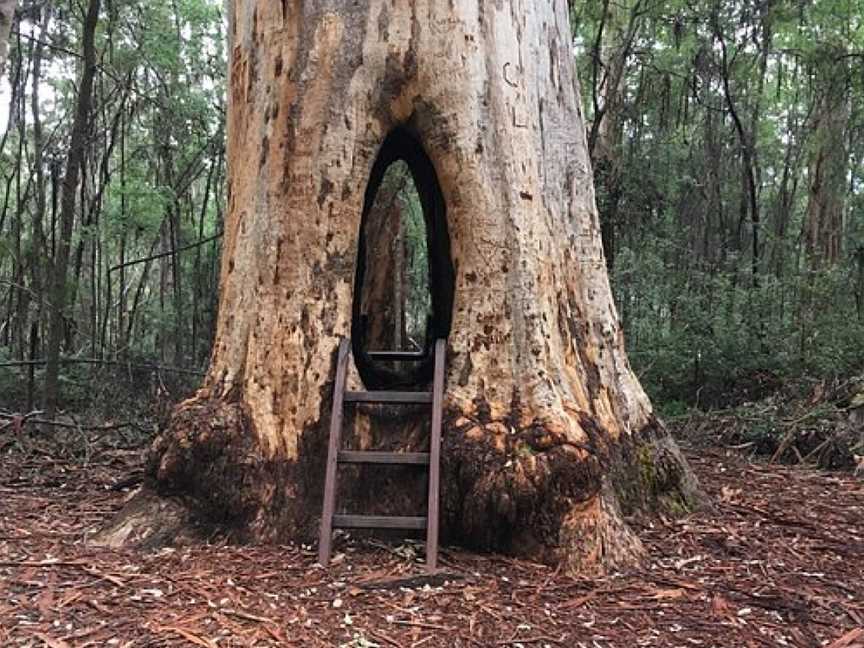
[318,338,351,566]
[425,338,446,571]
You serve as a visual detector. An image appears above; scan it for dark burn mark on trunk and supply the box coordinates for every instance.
[458,350,473,386]
[314,248,354,280]
[576,412,610,466]
[141,344,356,544]
[273,237,284,286]
[408,3,421,57]
[377,2,389,41]
[440,400,606,561]
[147,398,265,530]
[472,396,492,424]
[317,177,334,208]
[260,136,269,167]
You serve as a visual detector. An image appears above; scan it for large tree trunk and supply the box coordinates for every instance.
[100,0,701,574]
[360,169,407,352]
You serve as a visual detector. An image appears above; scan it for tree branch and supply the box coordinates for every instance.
[107,231,223,274]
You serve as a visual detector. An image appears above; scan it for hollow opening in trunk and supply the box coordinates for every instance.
[352,128,454,389]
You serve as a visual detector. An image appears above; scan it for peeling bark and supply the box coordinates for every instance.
[101,0,702,574]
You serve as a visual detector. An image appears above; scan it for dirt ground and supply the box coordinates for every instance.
[1,437,863,648]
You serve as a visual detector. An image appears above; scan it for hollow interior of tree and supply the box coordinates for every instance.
[352,128,455,391]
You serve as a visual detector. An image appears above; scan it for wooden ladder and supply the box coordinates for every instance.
[318,338,446,572]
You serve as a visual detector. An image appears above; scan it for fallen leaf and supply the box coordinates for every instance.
[674,556,702,570]
[650,588,687,600]
[720,486,742,502]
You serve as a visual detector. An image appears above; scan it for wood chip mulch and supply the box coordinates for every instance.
[1,441,863,647]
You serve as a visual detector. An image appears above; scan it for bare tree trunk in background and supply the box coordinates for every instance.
[117,114,127,356]
[715,12,769,290]
[587,0,644,270]
[10,49,25,360]
[191,157,216,364]
[805,46,849,268]
[797,46,850,364]
[99,0,701,575]
[361,181,404,352]
[43,0,101,420]
[27,5,50,408]
[0,0,17,81]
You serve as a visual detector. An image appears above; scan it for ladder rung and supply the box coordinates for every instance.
[345,390,432,404]
[320,337,446,572]
[337,451,430,465]
[366,351,427,362]
[332,515,427,530]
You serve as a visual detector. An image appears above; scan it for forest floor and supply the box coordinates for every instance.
[1,433,863,648]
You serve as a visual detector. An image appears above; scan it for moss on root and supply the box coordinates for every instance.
[611,416,704,519]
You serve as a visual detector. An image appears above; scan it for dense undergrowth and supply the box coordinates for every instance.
[619,262,864,413]
[664,371,864,472]
[0,358,199,450]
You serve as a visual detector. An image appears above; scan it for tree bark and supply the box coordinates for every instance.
[27,5,50,409]
[360,166,411,352]
[100,0,701,574]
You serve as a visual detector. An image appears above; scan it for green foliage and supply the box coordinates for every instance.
[573,0,864,408]
[619,244,864,406]
[0,0,226,414]
[396,168,432,344]
[373,161,432,348]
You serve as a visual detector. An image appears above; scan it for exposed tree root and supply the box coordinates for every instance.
[439,411,701,573]
[91,489,203,550]
[97,394,324,549]
[99,393,701,575]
